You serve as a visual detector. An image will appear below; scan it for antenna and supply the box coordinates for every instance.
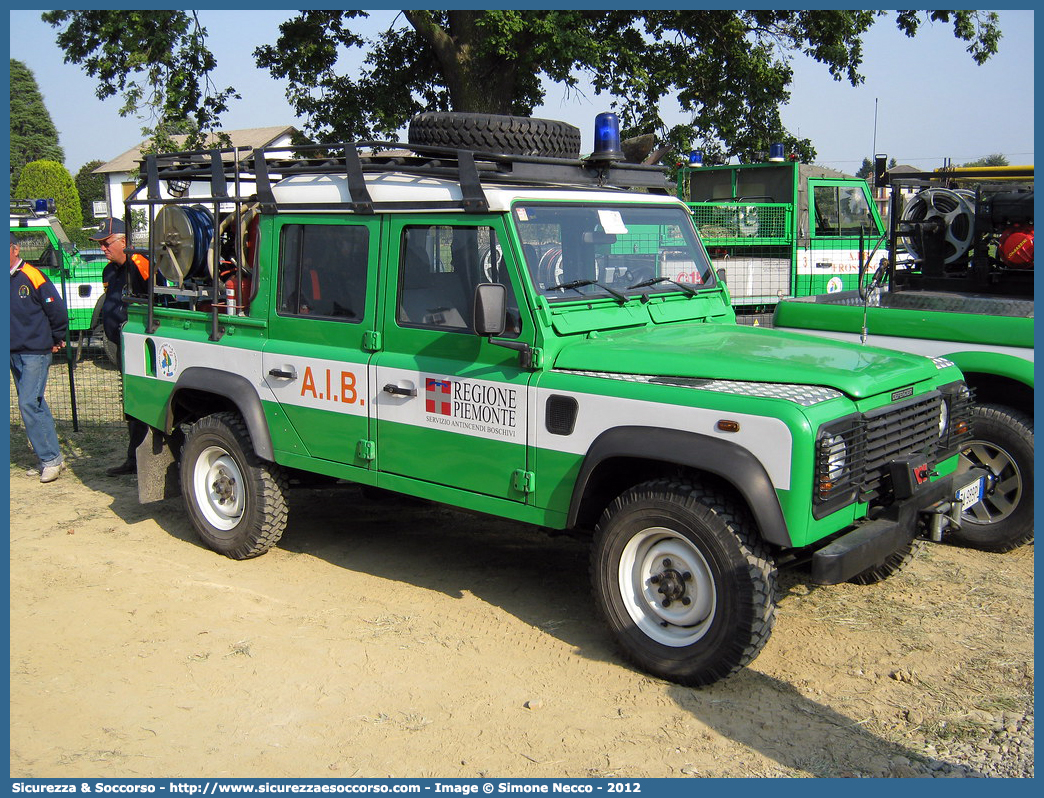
[872,98,878,161]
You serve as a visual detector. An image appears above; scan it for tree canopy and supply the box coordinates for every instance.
[960,153,1011,167]
[41,10,238,153]
[14,160,85,242]
[43,10,1001,164]
[74,159,107,224]
[9,59,65,184]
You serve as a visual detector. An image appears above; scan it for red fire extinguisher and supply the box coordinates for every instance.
[219,263,251,315]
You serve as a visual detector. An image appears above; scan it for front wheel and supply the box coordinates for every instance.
[591,479,776,686]
[180,412,288,559]
[948,404,1033,552]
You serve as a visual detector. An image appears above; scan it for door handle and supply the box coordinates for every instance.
[269,367,297,380]
[383,383,416,397]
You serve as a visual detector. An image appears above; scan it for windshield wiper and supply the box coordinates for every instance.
[627,276,700,297]
[545,278,628,304]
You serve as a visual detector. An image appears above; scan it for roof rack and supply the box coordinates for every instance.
[137,140,672,215]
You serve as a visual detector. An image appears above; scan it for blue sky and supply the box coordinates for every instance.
[9,8,1036,175]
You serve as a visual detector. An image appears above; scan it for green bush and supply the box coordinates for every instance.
[14,159,87,246]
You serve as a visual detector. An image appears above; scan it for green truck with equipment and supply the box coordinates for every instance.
[10,199,114,360]
[676,149,886,310]
[118,113,980,686]
[775,162,1033,553]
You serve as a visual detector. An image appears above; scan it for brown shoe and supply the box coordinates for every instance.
[106,460,136,476]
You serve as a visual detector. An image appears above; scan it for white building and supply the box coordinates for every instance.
[92,126,298,230]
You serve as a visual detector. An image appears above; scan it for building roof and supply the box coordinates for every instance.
[93,126,298,174]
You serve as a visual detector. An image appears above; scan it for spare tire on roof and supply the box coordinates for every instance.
[408,112,582,159]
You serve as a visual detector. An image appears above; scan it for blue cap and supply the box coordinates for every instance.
[89,217,127,240]
[10,232,16,246]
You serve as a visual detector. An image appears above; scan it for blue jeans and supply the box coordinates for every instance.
[10,353,63,468]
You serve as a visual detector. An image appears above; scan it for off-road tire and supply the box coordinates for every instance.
[408,112,582,159]
[103,335,120,367]
[180,411,288,559]
[847,539,919,585]
[89,295,121,366]
[591,479,777,686]
[949,403,1033,552]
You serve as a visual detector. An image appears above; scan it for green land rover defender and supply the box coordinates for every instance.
[119,114,978,686]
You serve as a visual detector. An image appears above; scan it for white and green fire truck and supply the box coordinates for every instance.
[118,113,980,686]
[10,199,114,360]
[775,164,1033,554]
[676,155,886,309]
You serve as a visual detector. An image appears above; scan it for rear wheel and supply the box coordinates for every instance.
[180,412,288,559]
[948,404,1033,552]
[591,479,776,686]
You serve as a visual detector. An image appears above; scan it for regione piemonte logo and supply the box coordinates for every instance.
[426,378,453,415]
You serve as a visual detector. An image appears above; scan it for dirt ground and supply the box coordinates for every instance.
[9,427,1034,779]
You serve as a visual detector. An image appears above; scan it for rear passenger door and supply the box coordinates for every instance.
[262,217,379,471]
[373,216,534,501]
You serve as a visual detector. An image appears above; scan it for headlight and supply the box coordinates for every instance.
[814,416,862,518]
[938,399,949,438]
[823,434,847,481]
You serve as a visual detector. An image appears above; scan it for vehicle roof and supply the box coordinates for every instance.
[270,172,685,213]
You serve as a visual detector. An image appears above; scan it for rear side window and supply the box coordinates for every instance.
[277,224,369,321]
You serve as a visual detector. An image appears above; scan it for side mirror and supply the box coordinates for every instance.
[472,282,535,369]
[473,283,507,337]
[716,268,727,285]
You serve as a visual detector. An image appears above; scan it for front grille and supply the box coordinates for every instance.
[860,393,945,501]
[814,383,973,517]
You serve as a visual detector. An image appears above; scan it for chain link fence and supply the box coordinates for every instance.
[9,336,125,431]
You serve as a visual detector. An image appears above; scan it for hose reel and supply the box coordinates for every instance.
[899,187,975,264]
[153,204,215,285]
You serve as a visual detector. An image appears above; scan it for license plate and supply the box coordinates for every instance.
[956,476,985,511]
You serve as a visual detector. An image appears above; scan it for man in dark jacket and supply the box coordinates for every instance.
[89,217,151,476]
[10,232,68,482]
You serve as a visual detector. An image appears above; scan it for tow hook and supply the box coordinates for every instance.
[925,500,962,542]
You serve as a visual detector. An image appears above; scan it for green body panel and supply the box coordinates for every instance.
[123,372,179,432]
[551,322,940,400]
[775,297,1034,350]
[375,418,530,501]
[947,351,1033,388]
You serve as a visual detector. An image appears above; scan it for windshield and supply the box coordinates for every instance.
[512,203,716,301]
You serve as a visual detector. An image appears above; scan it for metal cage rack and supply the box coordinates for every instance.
[125,141,672,340]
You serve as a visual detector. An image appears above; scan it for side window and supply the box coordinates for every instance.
[813,185,875,236]
[397,225,521,337]
[277,224,368,321]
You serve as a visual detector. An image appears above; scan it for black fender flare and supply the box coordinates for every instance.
[567,426,792,547]
[168,367,274,461]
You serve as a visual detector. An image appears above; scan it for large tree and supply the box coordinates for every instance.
[9,59,65,184]
[41,10,238,153]
[44,10,1001,164]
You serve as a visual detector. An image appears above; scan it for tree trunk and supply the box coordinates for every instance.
[405,10,518,114]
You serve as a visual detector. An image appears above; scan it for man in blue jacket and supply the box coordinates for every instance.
[10,232,68,482]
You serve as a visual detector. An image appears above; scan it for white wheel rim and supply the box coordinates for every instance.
[192,445,245,531]
[618,527,716,647]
